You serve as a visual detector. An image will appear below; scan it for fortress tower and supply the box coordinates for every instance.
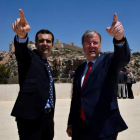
[70,42,75,46]
[55,39,60,43]
[9,41,15,52]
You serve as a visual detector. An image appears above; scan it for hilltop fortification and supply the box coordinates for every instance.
[0,40,140,83]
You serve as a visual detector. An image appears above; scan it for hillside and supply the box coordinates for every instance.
[0,41,140,83]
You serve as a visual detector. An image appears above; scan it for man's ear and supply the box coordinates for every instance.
[52,43,54,49]
[35,41,37,48]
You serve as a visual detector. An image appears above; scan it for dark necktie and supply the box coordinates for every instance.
[81,62,93,120]
[45,60,54,108]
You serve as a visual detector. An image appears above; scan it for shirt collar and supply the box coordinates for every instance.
[42,56,47,61]
[86,54,100,64]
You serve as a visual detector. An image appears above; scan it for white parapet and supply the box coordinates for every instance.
[0,83,139,101]
[0,83,73,101]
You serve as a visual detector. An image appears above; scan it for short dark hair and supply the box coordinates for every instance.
[82,30,102,43]
[35,29,54,43]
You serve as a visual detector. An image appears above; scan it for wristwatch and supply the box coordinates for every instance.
[113,35,126,44]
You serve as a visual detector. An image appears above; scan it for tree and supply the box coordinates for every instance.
[132,52,140,56]
[0,64,10,84]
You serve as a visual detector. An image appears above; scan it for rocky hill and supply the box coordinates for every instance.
[0,41,140,83]
[125,54,140,81]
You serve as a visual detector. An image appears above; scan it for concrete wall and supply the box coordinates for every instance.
[0,83,139,101]
[131,82,140,96]
[0,83,73,101]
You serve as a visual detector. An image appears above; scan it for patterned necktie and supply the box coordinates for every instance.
[81,62,93,120]
[45,60,54,108]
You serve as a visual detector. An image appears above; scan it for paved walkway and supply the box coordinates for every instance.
[0,96,140,140]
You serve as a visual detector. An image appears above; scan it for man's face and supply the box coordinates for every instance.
[35,33,54,58]
[82,33,101,61]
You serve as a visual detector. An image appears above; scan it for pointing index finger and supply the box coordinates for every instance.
[19,9,25,20]
[19,9,26,27]
[113,13,118,24]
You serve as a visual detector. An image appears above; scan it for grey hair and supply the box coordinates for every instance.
[81,30,102,43]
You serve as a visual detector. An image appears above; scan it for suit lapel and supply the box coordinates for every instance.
[82,53,105,90]
[76,62,86,90]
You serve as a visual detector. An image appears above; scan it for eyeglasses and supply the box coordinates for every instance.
[83,41,100,46]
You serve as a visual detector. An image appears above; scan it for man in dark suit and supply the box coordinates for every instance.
[66,13,130,140]
[11,9,55,140]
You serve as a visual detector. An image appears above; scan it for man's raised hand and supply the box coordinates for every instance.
[12,9,31,38]
[106,13,124,40]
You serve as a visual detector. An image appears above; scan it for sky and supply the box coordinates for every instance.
[0,0,140,53]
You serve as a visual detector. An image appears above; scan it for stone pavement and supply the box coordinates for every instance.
[0,97,140,140]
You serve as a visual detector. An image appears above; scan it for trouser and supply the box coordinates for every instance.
[78,119,118,140]
[16,109,54,140]
[118,84,125,98]
[127,83,134,98]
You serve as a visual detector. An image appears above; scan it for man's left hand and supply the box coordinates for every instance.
[106,13,124,40]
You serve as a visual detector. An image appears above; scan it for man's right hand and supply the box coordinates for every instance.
[12,9,31,38]
[66,125,72,137]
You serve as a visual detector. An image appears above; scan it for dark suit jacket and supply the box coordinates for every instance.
[68,40,130,139]
[118,71,127,84]
[11,36,55,120]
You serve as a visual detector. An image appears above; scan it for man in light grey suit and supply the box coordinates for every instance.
[118,70,127,99]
